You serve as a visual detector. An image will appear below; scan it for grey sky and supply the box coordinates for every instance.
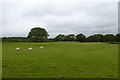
[0,0,118,38]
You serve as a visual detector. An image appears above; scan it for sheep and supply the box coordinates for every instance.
[28,47,32,51]
[58,74,64,78]
[40,46,43,49]
[16,48,20,51]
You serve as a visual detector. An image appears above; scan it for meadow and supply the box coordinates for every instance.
[0,42,2,78]
[2,42,118,78]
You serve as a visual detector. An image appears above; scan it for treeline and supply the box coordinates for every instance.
[2,37,28,42]
[53,33,120,42]
[2,33,120,42]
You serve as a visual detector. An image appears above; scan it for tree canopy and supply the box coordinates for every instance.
[104,34,115,42]
[76,33,86,42]
[27,27,49,42]
[116,34,120,42]
[87,34,104,42]
[64,34,76,41]
[2,27,119,43]
[54,34,65,41]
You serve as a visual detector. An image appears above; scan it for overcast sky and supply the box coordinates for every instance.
[0,0,119,38]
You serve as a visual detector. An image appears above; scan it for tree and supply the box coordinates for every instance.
[87,35,95,42]
[64,34,76,41]
[87,34,104,42]
[27,27,49,42]
[93,34,104,42]
[116,34,120,42]
[103,34,115,42]
[54,34,65,41]
[76,33,86,42]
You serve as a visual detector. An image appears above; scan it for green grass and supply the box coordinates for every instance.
[0,42,2,78]
[2,42,118,78]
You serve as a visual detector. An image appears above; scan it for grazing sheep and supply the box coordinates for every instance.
[58,74,64,78]
[28,47,32,51]
[16,48,20,51]
[40,46,43,49]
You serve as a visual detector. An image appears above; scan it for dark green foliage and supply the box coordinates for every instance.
[27,27,49,42]
[76,33,86,42]
[64,34,76,41]
[1,27,118,43]
[93,34,104,42]
[53,34,76,41]
[87,34,104,42]
[116,34,120,42]
[2,37,28,42]
[103,34,116,42]
[53,34,65,41]
[87,35,95,42]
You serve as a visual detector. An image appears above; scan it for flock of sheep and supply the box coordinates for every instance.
[16,46,65,78]
[16,46,43,51]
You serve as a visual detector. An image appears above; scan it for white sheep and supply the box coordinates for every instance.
[28,47,32,51]
[40,46,43,49]
[16,48,20,51]
[58,74,64,78]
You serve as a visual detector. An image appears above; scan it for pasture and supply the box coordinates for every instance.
[2,42,118,78]
[0,42,2,78]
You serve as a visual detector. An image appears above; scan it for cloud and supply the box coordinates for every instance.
[1,0,118,38]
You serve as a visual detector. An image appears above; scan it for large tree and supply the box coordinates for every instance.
[87,34,104,42]
[27,27,49,42]
[54,34,65,41]
[87,35,95,42]
[103,34,115,42]
[76,33,86,42]
[64,34,76,41]
[116,34,120,42]
[93,34,104,42]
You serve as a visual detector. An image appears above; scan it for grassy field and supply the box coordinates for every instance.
[2,42,118,78]
[0,42,2,78]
